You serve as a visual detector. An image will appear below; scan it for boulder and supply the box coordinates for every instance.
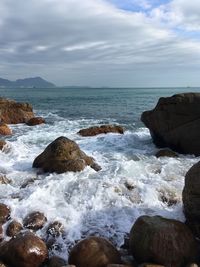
[23,211,47,231]
[183,161,200,237]
[0,141,6,150]
[47,221,64,237]
[26,117,45,126]
[0,124,12,136]
[141,93,200,156]
[68,236,121,267]
[78,125,124,137]
[33,136,101,173]
[0,204,10,224]
[6,220,23,237]
[0,232,48,267]
[155,149,178,158]
[129,215,197,267]
[0,97,34,124]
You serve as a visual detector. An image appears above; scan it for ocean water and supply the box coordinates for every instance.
[1,87,200,259]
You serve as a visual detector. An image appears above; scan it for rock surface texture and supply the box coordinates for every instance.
[78,125,124,136]
[129,215,197,267]
[141,93,200,155]
[26,117,45,126]
[23,211,47,231]
[0,124,12,136]
[33,136,101,173]
[0,97,34,124]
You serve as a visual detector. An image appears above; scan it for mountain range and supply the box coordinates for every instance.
[0,77,56,88]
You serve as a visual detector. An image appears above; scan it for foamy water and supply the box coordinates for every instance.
[1,111,199,259]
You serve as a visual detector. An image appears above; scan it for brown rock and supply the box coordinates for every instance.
[0,97,34,124]
[141,93,200,155]
[23,211,47,231]
[129,215,198,267]
[0,204,10,224]
[0,124,12,136]
[78,125,124,137]
[68,236,121,267]
[47,256,66,267]
[0,232,48,267]
[155,149,178,158]
[0,175,11,185]
[26,117,45,126]
[6,220,23,237]
[0,224,3,240]
[47,221,64,237]
[0,141,6,150]
[33,136,101,173]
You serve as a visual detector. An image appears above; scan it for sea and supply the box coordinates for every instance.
[0,87,200,259]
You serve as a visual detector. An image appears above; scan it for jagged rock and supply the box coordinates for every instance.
[129,215,198,267]
[0,97,34,124]
[47,221,64,237]
[26,117,45,126]
[141,93,200,155]
[33,136,101,173]
[0,204,10,224]
[155,149,178,158]
[6,220,23,237]
[78,125,124,137]
[0,141,6,150]
[0,232,48,267]
[47,256,66,267]
[23,211,47,231]
[68,236,121,267]
[0,124,12,136]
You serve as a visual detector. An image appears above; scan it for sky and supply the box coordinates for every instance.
[0,0,200,87]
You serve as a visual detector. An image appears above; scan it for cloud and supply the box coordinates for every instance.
[0,0,200,86]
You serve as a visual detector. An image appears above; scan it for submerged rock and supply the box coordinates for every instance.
[129,215,197,267]
[0,97,34,124]
[47,256,66,267]
[6,220,23,237]
[0,232,48,267]
[0,175,11,185]
[47,221,64,237]
[68,236,121,267]
[155,149,178,158]
[0,204,10,224]
[23,211,47,231]
[26,117,45,126]
[78,125,124,136]
[33,136,101,173]
[0,124,12,136]
[0,141,6,150]
[141,93,200,155]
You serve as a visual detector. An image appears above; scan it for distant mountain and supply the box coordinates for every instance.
[0,77,56,88]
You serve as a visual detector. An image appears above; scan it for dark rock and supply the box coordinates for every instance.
[33,136,101,173]
[0,141,6,150]
[47,221,64,237]
[0,123,12,136]
[23,211,47,231]
[107,265,134,267]
[155,149,178,158]
[141,93,200,155]
[129,215,198,267]
[0,224,3,240]
[20,178,37,189]
[0,97,34,124]
[26,117,45,126]
[68,236,121,267]
[0,204,10,224]
[183,161,200,237]
[6,220,23,237]
[138,264,165,267]
[47,256,66,267]
[78,125,124,137]
[0,232,48,267]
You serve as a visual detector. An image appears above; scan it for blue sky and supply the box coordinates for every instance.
[0,0,200,87]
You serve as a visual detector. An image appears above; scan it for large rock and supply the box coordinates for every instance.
[33,136,101,173]
[129,215,198,267]
[26,117,45,126]
[68,236,121,267]
[0,97,34,124]
[78,125,124,137]
[0,232,48,267]
[141,93,200,156]
[23,211,47,231]
[6,220,23,237]
[183,161,200,238]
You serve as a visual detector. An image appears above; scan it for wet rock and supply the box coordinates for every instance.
[155,149,178,158]
[0,175,11,185]
[23,211,47,231]
[141,93,200,155]
[0,141,6,150]
[0,97,34,124]
[47,221,64,237]
[68,236,121,267]
[0,124,12,136]
[33,136,101,173]
[124,181,135,191]
[20,178,37,189]
[6,220,23,237]
[0,224,3,240]
[26,117,45,126]
[0,204,10,224]
[129,215,198,267]
[183,161,200,238]
[0,232,48,267]
[47,256,66,267]
[158,189,179,207]
[78,125,124,137]
[0,261,8,267]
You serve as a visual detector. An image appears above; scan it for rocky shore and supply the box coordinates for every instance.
[0,95,200,267]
